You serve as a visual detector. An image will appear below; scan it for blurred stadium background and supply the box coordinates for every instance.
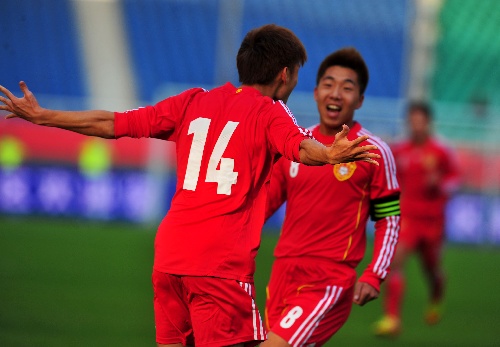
[1,0,499,346]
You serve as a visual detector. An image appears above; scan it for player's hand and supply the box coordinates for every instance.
[325,124,380,166]
[0,81,44,122]
[353,281,379,306]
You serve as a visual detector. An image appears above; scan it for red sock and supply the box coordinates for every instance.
[431,272,445,303]
[385,272,404,318]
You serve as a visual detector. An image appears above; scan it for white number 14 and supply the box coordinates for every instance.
[183,117,239,195]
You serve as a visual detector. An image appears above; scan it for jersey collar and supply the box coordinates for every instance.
[312,121,362,144]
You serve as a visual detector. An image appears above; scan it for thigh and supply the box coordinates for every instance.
[398,217,421,252]
[265,260,293,331]
[152,270,194,346]
[418,218,445,268]
[184,277,266,347]
[270,282,354,347]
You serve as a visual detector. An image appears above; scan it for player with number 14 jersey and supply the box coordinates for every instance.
[115,83,312,282]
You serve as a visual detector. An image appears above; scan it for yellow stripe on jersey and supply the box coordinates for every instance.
[344,183,368,260]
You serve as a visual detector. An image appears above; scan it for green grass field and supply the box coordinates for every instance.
[1,215,499,346]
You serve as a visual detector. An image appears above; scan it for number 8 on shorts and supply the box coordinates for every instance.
[280,306,304,329]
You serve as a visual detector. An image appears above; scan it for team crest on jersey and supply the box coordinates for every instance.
[423,154,437,170]
[333,162,356,181]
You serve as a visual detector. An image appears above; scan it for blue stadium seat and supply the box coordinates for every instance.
[122,0,410,101]
[1,0,86,98]
[241,0,411,98]
[121,0,219,102]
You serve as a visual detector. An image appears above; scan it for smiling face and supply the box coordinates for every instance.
[314,65,364,136]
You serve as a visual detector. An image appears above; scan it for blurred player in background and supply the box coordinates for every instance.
[373,101,460,337]
[0,25,380,347]
[263,48,400,347]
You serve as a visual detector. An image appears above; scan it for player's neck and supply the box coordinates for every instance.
[319,120,355,137]
[242,82,281,101]
[411,134,430,145]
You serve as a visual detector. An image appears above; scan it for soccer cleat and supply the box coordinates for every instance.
[425,302,443,325]
[373,315,401,337]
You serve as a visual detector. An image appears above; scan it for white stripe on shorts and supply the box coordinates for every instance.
[288,285,343,347]
[239,281,266,341]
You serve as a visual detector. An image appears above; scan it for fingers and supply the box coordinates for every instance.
[19,81,30,95]
[353,292,368,306]
[351,134,370,145]
[0,100,13,114]
[357,144,377,152]
[362,158,380,166]
[0,84,16,100]
[354,291,376,306]
[335,124,350,140]
[341,153,380,166]
[352,151,381,165]
[353,285,362,304]
[0,91,14,116]
[0,100,16,118]
[358,151,381,160]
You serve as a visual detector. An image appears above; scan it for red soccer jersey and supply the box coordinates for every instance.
[266,122,400,290]
[391,137,460,219]
[114,83,312,283]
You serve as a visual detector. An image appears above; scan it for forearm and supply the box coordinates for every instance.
[362,214,400,288]
[31,108,116,138]
[298,139,328,166]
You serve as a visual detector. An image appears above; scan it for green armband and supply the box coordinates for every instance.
[370,194,400,221]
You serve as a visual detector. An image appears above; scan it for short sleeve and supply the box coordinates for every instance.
[114,88,206,141]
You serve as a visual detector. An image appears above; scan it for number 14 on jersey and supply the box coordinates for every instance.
[183,117,239,195]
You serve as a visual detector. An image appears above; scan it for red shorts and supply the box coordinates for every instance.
[152,270,266,347]
[265,257,356,347]
[399,216,445,251]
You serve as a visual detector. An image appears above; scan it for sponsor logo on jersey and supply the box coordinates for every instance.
[333,162,356,181]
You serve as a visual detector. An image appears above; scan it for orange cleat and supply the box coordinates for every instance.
[425,302,443,325]
[373,315,401,337]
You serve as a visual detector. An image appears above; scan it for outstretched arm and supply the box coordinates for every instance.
[0,82,115,139]
[299,125,380,166]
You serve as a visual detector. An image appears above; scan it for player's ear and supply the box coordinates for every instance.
[313,87,319,102]
[280,67,289,84]
[356,94,365,109]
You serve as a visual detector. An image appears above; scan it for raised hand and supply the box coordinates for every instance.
[1,81,116,138]
[325,124,380,165]
[0,81,44,123]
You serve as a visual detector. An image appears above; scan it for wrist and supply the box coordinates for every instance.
[326,145,340,165]
[31,107,50,126]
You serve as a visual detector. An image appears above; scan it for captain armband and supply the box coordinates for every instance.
[370,194,401,221]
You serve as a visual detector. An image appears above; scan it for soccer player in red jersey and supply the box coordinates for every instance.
[373,101,460,337]
[262,48,401,347]
[1,25,380,347]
